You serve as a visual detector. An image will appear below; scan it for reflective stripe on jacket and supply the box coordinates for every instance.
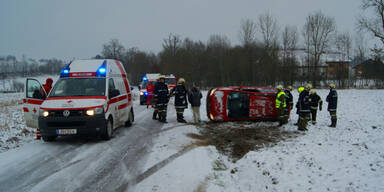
[275,91,287,109]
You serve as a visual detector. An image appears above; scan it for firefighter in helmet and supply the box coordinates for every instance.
[170,78,188,123]
[294,86,305,126]
[153,75,169,123]
[309,90,323,125]
[284,85,293,121]
[298,84,312,131]
[275,85,287,126]
[326,83,338,127]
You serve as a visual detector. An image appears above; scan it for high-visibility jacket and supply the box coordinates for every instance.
[275,91,287,109]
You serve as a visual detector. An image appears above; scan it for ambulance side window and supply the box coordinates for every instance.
[108,79,120,98]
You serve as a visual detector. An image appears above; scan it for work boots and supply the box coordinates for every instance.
[177,114,186,123]
[329,119,337,127]
[152,111,158,120]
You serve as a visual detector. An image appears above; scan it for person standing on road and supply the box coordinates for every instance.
[170,78,188,123]
[294,86,305,126]
[146,81,155,108]
[275,85,287,126]
[188,85,203,123]
[154,76,169,123]
[309,90,323,125]
[298,84,312,131]
[326,83,338,127]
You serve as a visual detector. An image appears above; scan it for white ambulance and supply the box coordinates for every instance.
[23,59,134,141]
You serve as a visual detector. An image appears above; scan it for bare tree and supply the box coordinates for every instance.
[358,0,384,45]
[162,33,182,57]
[207,35,231,85]
[303,11,336,87]
[238,18,257,47]
[257,12,279,50]
[354,33,368,60]
[335,31,352,60]
[282,25,298,58]
[282,25,299,85]
[102,39,125,59]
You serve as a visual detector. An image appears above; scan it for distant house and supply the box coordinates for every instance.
[282,49,350,80]
[326,61,350,80]
[353,59,384,79]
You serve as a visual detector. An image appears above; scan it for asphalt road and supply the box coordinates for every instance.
[0,103,169,192]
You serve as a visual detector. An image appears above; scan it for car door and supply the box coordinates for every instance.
[108,78,120,127]
[23,78,46,128]
[249,94,275,118]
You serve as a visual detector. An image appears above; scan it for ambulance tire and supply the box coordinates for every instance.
[102,119,113,140]
[42,136,57,142]
[125,109,134,127]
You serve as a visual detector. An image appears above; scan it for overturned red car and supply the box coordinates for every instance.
[206,86,288,122]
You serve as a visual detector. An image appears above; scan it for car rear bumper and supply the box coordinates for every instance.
[38,114,107,137]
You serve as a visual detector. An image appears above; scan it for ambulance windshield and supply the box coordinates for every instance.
[49,78,106,97]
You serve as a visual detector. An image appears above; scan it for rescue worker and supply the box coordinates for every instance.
[284,85,293,121]
[294,86,305,126]
[275,85,287,126]
[146,81,155,108]
[188,85,203,123]
[154,76,169,123]
[43,78,53,95]
[326,83,338,127]
[298,84,312,131]
[170,78,188,123]
[309,90,323,125]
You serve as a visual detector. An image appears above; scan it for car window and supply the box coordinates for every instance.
[227,91,250,119]
[108,78,116,92]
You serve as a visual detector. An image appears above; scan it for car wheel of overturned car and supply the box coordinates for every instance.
[125,109,134,127]
[42,136,57,142]
[102,119,113,140]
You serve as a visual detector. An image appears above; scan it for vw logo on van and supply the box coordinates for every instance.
[63,110,70,117]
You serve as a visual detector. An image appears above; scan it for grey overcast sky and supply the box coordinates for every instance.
[0,0,363,60]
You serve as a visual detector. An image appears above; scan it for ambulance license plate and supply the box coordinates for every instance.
[56,129,77,135]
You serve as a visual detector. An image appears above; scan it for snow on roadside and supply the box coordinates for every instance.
[133,122,219,192]
[0,92,34,153]
[134,89,384,192]
[205,89,384,192]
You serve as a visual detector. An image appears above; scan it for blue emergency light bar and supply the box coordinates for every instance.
[142,76,148,81]
[60,64,71,77]
[95,60,107,77]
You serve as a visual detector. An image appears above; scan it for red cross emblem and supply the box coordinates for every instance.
[33,108,37,113]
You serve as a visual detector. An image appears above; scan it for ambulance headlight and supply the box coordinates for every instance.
[42,110,49,117]
[140,91,144,96]
[86,107,104,116]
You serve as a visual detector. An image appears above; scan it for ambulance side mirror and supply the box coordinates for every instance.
[109,89,120,98]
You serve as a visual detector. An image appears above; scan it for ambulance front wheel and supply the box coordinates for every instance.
[125,109,134,127]
[102,119,113,140]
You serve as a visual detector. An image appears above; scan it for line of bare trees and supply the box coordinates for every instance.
[0,56,65,79]
[101,10,383,88]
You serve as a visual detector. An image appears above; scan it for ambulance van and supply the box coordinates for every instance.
[23,59,134,141]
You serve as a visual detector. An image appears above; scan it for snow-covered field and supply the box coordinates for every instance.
[134,89,384,192]
[0,89,383,192]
